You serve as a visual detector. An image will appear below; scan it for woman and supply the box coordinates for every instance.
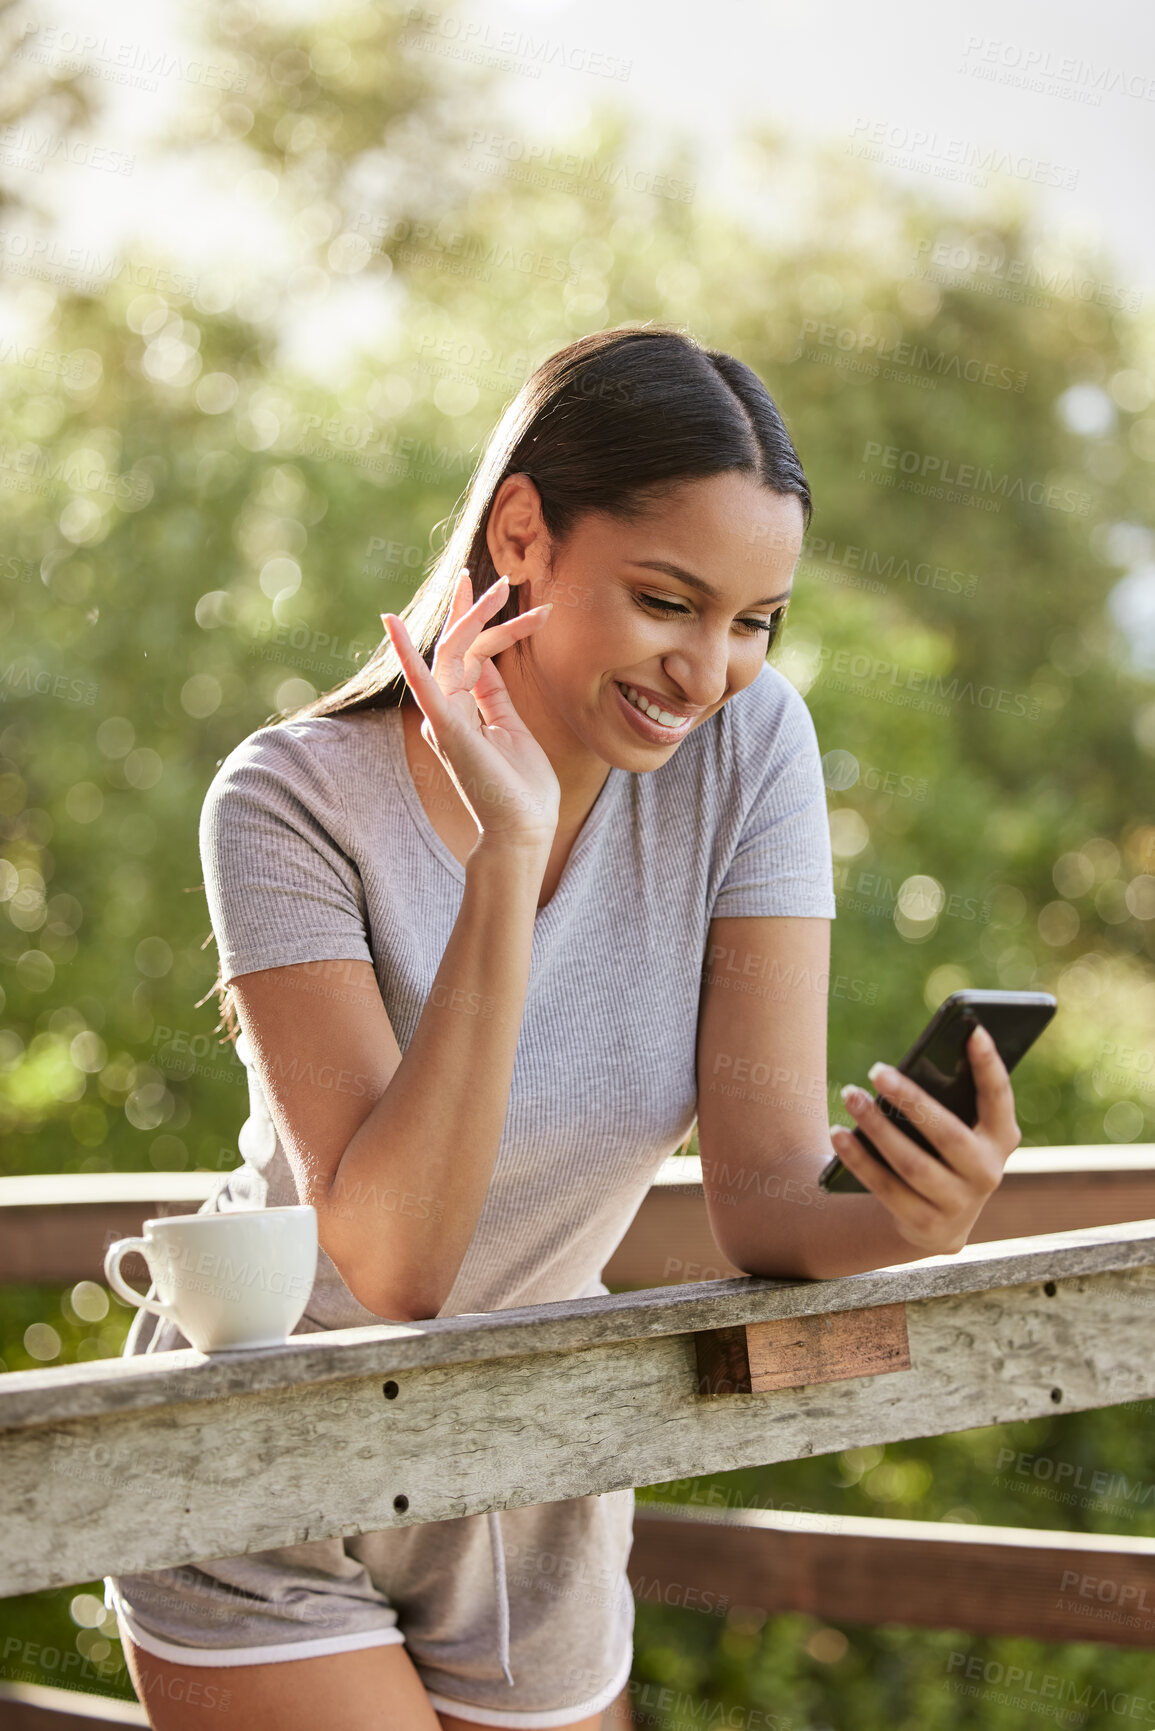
[105,324,1020,1730]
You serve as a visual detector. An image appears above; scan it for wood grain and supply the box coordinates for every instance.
[3,1249,1155,1597]
[696,1303,910,1394]
[3,1218,1155,1432]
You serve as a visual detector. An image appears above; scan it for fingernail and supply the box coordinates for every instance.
[867,1062,897,1085]
[840,1083,869,1109]
[971,1024,993,1050]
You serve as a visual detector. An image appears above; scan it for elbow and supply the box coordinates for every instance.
[341,1263,448,1324]
[317,1218,448,1323]
[711,1219,832,1284]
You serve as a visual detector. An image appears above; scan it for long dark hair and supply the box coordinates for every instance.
[199,321,811,1045]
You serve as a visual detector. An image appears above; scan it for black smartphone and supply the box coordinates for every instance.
[819,989,1058,1194]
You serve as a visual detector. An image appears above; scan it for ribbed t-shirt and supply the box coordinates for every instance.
[197,662,836,1328]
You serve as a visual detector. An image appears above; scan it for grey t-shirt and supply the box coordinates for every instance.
[198,662,836,1327]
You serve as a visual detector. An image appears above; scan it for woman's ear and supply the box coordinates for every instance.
[485,473,547,587]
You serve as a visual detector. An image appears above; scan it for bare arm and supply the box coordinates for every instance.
[228,569,561,1321]
[696,915,1020,1280]
[231,838,546,1322]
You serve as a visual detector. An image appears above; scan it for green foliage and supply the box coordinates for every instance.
[629,1608,1155,1730]
[2,0,1154,1719]
[2,41,1152,1178]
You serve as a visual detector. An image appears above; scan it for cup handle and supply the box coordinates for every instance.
[104,1237,175,1323]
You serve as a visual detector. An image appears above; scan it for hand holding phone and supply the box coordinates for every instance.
[818,990,1057,1249]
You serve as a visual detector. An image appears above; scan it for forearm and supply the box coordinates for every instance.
[707,1134,941,1281]
[322,838,546,1319]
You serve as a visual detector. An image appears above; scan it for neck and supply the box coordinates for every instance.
[495,648,612,832]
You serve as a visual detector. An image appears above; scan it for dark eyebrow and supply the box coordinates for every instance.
[625,560,792,609]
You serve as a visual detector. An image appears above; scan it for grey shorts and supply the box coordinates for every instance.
[104,1315,634,1727]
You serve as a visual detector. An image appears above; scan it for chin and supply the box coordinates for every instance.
[596,716,689,772]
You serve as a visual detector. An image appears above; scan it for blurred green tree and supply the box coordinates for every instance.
[1,12,1151,1176]
[1,1,1154,1716]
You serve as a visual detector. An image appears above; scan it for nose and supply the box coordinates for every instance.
[661,623,732,710]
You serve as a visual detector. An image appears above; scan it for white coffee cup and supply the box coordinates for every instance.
[104,1206,318,1353]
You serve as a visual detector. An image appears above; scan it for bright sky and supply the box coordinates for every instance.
[5,0,1151,665]
[6,0,1154,343]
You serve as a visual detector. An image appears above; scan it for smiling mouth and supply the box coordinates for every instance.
[615,682,695,731]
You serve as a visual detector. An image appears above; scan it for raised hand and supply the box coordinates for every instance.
[382,568,561,852]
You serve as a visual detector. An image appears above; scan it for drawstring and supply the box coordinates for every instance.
[486,1508,514,1685]
[124,1182,514,1686]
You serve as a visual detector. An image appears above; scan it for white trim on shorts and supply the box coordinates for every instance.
[424,1634,634,1729]
[109,1587,404,1669]
[109,1579,633,1725]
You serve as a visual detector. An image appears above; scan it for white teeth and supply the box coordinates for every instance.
[618,683,690,730]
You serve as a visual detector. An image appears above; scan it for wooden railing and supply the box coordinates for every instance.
[3,1218,1154,1591]
[3,1145,1154,1287]
[3,1154,1155,1725]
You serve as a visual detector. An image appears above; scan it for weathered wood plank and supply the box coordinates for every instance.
[2,1220,1154,1432]
[696,1303,910,1394]
[630,1503,1155,1648]
[2,1253,1155,1598]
